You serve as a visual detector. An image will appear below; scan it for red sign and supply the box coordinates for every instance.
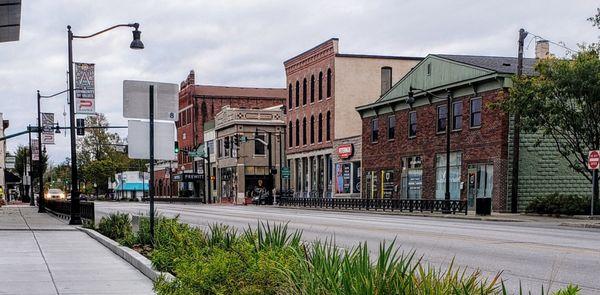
[337,144,354,159]
[588,150,600,170]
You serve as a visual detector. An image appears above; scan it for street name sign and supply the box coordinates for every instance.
[588,150,600,170]
[123,80,179,121]
[74,62,96,114]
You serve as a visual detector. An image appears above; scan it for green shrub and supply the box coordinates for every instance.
[526,193,597,216]
[97,213,132,241]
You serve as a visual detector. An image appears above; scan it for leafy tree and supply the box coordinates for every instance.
[77,113,121,166]
[502,9,600,205]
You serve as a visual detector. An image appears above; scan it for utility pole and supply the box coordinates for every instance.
[36,91,45,213]
[510,28,528,213]
[28,125,34,206]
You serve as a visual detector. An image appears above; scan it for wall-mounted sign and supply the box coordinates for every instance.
[5,156,15,169]
[74,62,96,114]
[337,144,353,159]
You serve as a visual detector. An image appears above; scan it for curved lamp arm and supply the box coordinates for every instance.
[71,23,139,39]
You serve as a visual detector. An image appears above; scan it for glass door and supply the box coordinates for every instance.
[467,164,493,209]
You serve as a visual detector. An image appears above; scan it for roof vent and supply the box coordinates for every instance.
[502,63,511,67]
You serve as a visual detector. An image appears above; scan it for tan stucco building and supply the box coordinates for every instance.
[284,38,421,198]
[214,105,285,204]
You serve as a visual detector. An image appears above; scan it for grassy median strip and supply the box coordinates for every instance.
[96,212,580,295]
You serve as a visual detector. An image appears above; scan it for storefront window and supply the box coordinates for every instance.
[335,163,352,194]
[435,152,462,200]
[401,156,422,199]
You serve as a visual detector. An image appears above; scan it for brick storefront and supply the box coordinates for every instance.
[155,70,285,200]
[361,89,509,210]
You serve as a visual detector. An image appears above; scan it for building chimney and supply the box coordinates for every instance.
[535,40,550,59]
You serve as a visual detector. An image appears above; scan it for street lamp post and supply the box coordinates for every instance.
[408,87,453,213]
[66,23,143,225]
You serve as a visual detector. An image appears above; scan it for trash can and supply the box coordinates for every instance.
[475,197,492,215]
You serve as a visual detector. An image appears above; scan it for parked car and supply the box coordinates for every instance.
[46,189,65,200]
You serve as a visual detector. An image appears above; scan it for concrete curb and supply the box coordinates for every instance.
[77,227,175,283]
[275,205,525,222]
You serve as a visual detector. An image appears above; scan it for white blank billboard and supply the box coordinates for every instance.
[127,120,176,160]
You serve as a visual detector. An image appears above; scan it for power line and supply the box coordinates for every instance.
[525,30,579,54]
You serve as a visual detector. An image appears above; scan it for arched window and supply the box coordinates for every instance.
[318,113,323,142]
[288,121,293,147]
[302,117,307,145]
[288,83,292,109]
[326,111,331,141]
[318,72,323,100]
[295,119,300,146]
[310,115,315,144]
[326,68,332,98]
[302,78,307,105]
[295,81,300,107]
[310,75,315,103]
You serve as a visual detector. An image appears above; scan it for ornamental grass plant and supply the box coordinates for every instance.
[98,212,580,294]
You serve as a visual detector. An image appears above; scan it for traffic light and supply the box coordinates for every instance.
[76,118,85,136]
[233,134,239,146]
[174,141,179,154]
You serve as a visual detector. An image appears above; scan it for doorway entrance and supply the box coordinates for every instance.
[467,163,494,209]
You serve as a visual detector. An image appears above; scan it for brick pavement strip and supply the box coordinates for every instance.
[0,205,154,295]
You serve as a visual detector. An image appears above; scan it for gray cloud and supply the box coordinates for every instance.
[1,0,597,163]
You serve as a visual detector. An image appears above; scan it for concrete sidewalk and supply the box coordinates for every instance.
[0,205,154,295]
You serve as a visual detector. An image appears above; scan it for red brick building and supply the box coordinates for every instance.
[357,54,536,212]
[284,38,420,198]
[154,70,285,199]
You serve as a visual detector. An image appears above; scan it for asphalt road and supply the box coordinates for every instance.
[95,202,600,294]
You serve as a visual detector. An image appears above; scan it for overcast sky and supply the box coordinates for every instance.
[1,0,598,164]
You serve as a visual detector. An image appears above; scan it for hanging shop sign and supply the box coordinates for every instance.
[337,144,354,159]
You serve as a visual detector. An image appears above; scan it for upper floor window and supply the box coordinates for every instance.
[388,115,395,140]
[295,119,300,146]
[371,118,379,142]
[254,133,266,155]
[381,67,392,95]
[288,84,293,109]
[302,78,307,105]
[326,68,332,97]
[288,121,293,147]
[437,105,447,133]
[470,98,482,128]
[310,116,315,144]
[318,113,323,142]
[326,111,331,141]
[310,75,315,103]
[295,81,300,107]
[318,72,323,100]
[452,101,463,130]
[302,117,307,145]
[408,111,417,138]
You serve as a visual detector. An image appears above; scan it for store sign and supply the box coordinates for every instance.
[5,156,15,169]
[337,144,353,159]
[74,62,96,114]
[173,173,203,182]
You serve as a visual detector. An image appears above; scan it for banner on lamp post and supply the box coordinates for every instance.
[31,139,39,161]
[41,112,55,144]
[74,62,96,114]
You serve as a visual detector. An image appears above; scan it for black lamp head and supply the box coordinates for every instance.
[130,26,144,50]
[406,86,415,105]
